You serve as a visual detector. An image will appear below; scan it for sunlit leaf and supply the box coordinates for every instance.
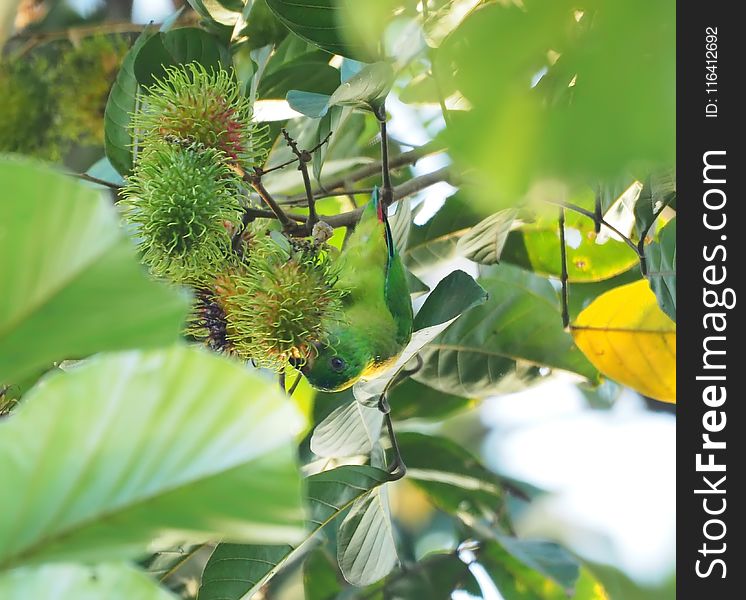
[0,158,189,384]
[0,563,178,600]
[571,280,675,402]
[337,486,397,585]
[310,401,383,458]
[0,346,305,569]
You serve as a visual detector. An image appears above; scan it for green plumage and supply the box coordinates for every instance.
[300,189,413,391]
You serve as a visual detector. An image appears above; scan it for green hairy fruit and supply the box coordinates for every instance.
[134,63,268,169]
[207,235,346,371]
[120,140,243,283]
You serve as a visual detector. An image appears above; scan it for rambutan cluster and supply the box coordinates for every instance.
[120,61,344,372]
[189,234,346,372]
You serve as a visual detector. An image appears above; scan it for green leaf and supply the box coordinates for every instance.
[397,432,504,515]
[198,465,390,600]
[266,0,373,60]
[310,401,383,458]
[187,0,243,27]
[134,28,232,86]
[644,218,675,321]
[286,90,332,118]
[382,552,475,599]
[389,379,471,421]
[0,158,189,385]
[414,265,598,397]
[0,563,179,600]
[403,194,484,275]
[239,0,289,49]
[200,543,293,599]
[304,549,343,600]
[287,61,394,118]
[634,170,676,240]
[476,538,580,600]
[0,346,305,570]
[104,26,158,177]
[141,543,207,587]
[503,189,641,282]
[258,52,340,99]
[496,537,580,591]
[327,61,393,110]
[455,209,518,265]
[414,269,488,331]
[337,486,397,585]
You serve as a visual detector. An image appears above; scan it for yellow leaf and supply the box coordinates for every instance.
[571,280,675,402]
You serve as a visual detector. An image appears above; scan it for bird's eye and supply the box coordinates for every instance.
[330,357,346,372]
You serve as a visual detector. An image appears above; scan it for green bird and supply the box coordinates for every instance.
[297,188,413,392]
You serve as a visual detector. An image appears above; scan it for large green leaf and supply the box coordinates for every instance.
[0,346,305,570]
[382,552,475,599]
[266,0,373,60]
[0,159,189,385]
[414,265,598,397]
[502,190,641,283]
[0,563,178,600]
[644,218,675,321]
[134,28,232,86]
[337,486,397,585]
[198,465,390,600]
[304,549,343,600]
[396,432,504,516]
[104,27,158,177]
[257,52,340,99]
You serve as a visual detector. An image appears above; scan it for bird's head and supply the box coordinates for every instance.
[291,333,369,392]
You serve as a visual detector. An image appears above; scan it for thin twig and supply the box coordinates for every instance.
[376,106,394,208]
[558,207,570,328]
[281,128,318,227]
[247,172,296,231]
[73,172,121,190]
[546,199,642,257]
[294,139,445,202]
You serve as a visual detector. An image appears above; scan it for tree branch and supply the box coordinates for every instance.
[289,139,445,204]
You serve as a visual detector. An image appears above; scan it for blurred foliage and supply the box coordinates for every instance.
[1,1,675,599]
